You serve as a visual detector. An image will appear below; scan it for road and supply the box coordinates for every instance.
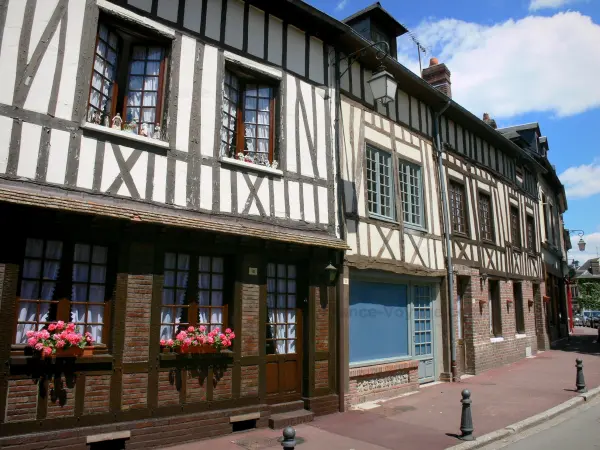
[480,395,600,449]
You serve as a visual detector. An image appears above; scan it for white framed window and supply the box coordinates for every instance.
[399,160,425,228]
[366,145,394,220]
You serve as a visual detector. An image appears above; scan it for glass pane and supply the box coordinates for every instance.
[141,108,155,123]
[146,61,160,76]
[164,271,175,287]
[176,271,188,288]
[108,32,118,49]
[130,60,145,75]
[212,275,223,290]
[211,307,222,324]
[92,72,102,90]
[199,274,210,289]
[244,124,256,138]
[132,46,146,59]
[162,289,174,305]
[94,58,105,75]
[73,264,89,282]
[244,97,257,110]
[87,325,102,343]
[288,339,296,353]
[90,265,106,283]
[178,254,190,270]
[25,239,43,257]
[212,257,224,273]
[199,256,211,272]
[144,77,158,91]
[21,281,39,299]
[267,263,276,277]
[128,76,143,90]
[258,86,270,97]
[287,295,296,308]
[277,264,286,278]
[198,307,209,323]
[148,47,162,60]
[277,279,286,294]
[199,290,210,306]
[89,285,105,302]
[90,90,101,108]
[175,289,186,305]
[258,112,269,125]
[72,283,87,301]
[244,111,256,124]
[143,92,157,107]
[40,281,56,300]
[107,49,117,66]
[287,280,296,293]
[164,253,176,269]
[267,278,276,293]
[288,324,296,339]
[126,107,140,122]
[257,125,269,138]
[258,98,270,111]
[71,304,86,323]
[43,260,60,280]
[267,294,275,308]
[212,291,223,306]
[18,301,37,322]
[87,305,104,323]
[99,25,108,41]
[92,246,107,264]
[23,259,41,278]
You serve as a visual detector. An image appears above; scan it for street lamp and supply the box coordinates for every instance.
[567,230,586,252]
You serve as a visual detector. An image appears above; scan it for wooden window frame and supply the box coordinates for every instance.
[221,67,277,164]
[449,180,468,236]
[87,18,169,136]
[478,192,494,242]
[510,206,521,247]
[366,145,394,220]
[526,215,536,252]
[266,263,298,355]
[398,159,425,228]
[13,238,114,349]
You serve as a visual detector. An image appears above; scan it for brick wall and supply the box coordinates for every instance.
[241,283,259,357]
[213,368,233,400]
[121,373,148,411]
[315,360,329,390]
[157,371,179,407]
[240,365,258,397]
[186,370,207,402]
[315,286,329,352]
[534,282,550,350]
[84,374,111,415]
[5,379,37,422]
[46,379,75,419]
[346,360,419,405]
[453,265,540,375]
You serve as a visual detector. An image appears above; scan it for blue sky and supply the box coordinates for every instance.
[308,0,600,265]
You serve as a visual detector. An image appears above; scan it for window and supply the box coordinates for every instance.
[366,146,393,219]
[526,216,535,251]
[220,69,276,166]
[399,161,425,228]
[266,263,297,355]
[514,282,525,333]
[87,22,168,138]
[413,286,433,357]
[449,181,468,235]
[478,193,494,242]
[160,253,226,340]
[510,206,521,246]
[15,239,111,344]
[549,204,555,244]
[489,280,502,337]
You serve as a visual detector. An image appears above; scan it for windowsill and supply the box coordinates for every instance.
[81,122,170,150]
[349,354,413,369]
[367,213,399,225]
[515,333,527,339]
[159,349,234,361]
[403,223,428,233]
[220,156,283,176]
[10,352,113,365]
[490,337,504,343]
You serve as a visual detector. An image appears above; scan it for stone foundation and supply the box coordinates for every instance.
[346,360,419,405]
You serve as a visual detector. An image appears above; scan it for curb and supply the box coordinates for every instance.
[446,386,600,449]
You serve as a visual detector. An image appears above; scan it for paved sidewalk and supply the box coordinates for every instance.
[165,328,600,450]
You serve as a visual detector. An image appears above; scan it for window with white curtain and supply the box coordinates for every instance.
[15,239,110,345]
[266,263,297,355]
[160,253,226,340]
[87,21,168,138]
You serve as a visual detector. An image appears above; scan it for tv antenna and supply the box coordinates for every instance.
[409,32,427,74]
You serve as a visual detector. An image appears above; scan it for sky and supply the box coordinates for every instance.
[307,0,600,266]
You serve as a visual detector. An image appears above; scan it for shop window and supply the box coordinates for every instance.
[160,253,227,340]
[86,21,169,140]
[266,263,297,355]
[220,67,277,166]
[15,238,112,345]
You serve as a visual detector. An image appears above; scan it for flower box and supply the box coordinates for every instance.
[25,321,95,358]
[174,346,218,355]
[45,346,94,359]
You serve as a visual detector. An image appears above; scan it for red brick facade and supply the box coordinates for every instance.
[452,265,540,376]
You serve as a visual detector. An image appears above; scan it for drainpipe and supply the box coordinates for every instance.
[333,51,348,412]
[433,100,456,381]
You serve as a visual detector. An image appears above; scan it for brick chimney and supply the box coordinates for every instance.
[482,113,497,129]
[422,57,452,98]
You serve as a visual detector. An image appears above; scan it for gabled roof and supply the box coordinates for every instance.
[498,122,541,136]
[575,258,600,279]
[342,2,408,37]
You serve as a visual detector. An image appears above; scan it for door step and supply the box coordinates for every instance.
[268,409,314,429]
[270,400,306,415]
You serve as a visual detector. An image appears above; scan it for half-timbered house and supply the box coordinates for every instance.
[0,0,350,447]
[498,123,570,346]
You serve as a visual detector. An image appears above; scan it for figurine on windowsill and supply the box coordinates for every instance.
[271,160,279,170]
[128,120,138,134]
[111,113,122,130]
[91,110,102,125]
[237,152,245,161]
[139,122,148,137]
[152,124,161,140]
[103,114,109,127]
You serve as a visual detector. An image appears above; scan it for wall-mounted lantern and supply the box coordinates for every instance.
[367,67,397,105]
[324,262,338,286]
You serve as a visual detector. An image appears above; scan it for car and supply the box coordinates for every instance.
[573,315,583,327]
[590,311,600,328]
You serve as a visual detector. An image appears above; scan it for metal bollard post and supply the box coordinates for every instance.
[281,426,296,449]
[576,359,587,393]
[459,389,475,441]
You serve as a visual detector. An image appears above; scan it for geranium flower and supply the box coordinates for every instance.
[187,326,195,332]
[166,339,174,346]
[160,339,166,346]
[48,324,56,331]
[26,330,35,338]
[229,332,235,339]
[56,321,65,330]
[34,343,44,351]
[43,347,52,357]
[27,337,38,347]
[225,328,232,334]
[56,340,65,349]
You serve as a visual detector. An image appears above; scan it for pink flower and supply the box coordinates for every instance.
[199,325,206,332]
[219,334,226,341]
[56,321,65,330]
[213,327,220,334]
[66,322,75,332]
[207,336,214,344]
[229,332,235,339]
[27,337,38,347]
[55,340,65,349]
[86,336,92,343]
[198,335,205,344]
[160,339,166,346]
[187,326,195,332]
[183,338,192,346]
[176,331,187,341]
[166,339,174,346]
[43,347,52,357]
[34,343,44,351]
[26,330,34,338]
[225,328,232,334]
[48,324,56,331]
[39,329,50,340]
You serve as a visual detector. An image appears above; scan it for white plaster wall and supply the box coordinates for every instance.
[100,142,119,192]
[175,35,197,153]
[219,168,231,213]
[16,122,41,179]
[183,0,202,33]
[0,116,12,174]
[303,183,315,223]
[199,164,212,210]
[365,127,391,151]
[317,186,328,225]
[0,0,26,105]
[247,6,265,59]
[76,136,96,190]
[225,0,244,50]
[46,128,69,184]
[285,74,297,173]
[267,15,283,66]
[29,0,59,59]
[288,181,301,220]
[315,88,327,179]
[174,160,187,207]
[200,45,218,157]
[153,155,168,204]
[369,224,385,258]
[346,221,357,255]
[273,178,286,218]
[395,139,421,162]
[358,222,369,257]
[128,148,148,198]
[298,80,314,178]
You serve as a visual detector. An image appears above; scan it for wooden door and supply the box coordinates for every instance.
[265,263,303,403]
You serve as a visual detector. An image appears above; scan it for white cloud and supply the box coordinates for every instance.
[529,0,577,11]
[559,162,600,199]
[397,12,600,119]
[335,0,348,11]
[568,232,600,267]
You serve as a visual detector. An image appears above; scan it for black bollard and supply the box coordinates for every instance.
[576,358,587,393]
[459,389,475,441]
[281,426,296,449]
